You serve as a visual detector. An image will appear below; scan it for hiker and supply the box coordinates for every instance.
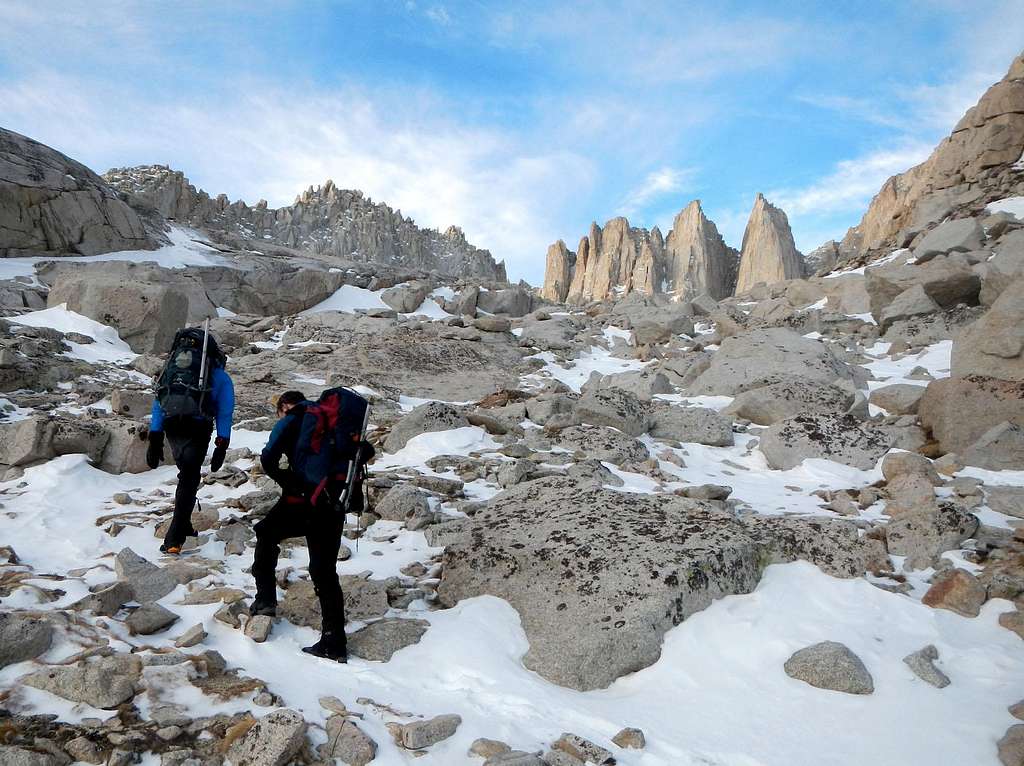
[145,324,235,555]
[251,388,373,662]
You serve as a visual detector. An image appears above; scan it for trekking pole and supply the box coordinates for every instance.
[197,318,211,411]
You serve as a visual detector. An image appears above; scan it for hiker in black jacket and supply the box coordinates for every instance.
[251,390,349,662]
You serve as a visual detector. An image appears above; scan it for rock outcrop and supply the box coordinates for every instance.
[663,200,738,300]
[839,51,1024,260]
[0,128,156,257]
[563,218,664,304]
[103,165,507,281]
[735,193,804,293]
[543,200,743,304]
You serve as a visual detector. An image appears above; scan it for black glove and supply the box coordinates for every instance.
[210,436,229,472]
[146,430,164,470]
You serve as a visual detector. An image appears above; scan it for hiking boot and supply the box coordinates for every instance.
[301,631,348,663]
[249,598,277,617]
[160,543,182,555]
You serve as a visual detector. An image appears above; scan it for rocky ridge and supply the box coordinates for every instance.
[103,165,507,281]
[541,195,793,305]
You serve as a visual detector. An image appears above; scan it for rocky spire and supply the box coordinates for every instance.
[663,200,737,300]
[541,240,575,302]
[735,193,804,293]
[559,218,663,304]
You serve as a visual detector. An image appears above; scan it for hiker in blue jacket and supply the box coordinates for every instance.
[251,390,350,662]
[145,327,235,555]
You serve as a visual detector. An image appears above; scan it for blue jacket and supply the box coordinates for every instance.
[150,366,235,439]
[260,402,311,492]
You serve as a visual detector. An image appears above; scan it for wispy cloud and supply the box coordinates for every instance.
[619,167,697,220]
[0,73,593,282]
[768,140,934,218]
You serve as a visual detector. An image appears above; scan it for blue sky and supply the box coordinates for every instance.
[2,1,1022,281]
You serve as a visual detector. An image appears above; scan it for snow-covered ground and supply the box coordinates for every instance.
[3,308,1023,766]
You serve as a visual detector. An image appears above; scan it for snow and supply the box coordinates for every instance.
[0,226,228,282]
[375,426,500,471]
[649,433,883,516]
[403,296,452,320]
[216,306,237,318]
[526,347,650,392]
[301,284,391,315]
[603,325,632,343]
[11,304,137,363]
[986,196,1024,220]
[862,340,952,390]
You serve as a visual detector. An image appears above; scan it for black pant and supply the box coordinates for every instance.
[253,496,347,639]
[164,420,213,548]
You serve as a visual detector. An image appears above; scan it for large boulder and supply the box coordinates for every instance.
[688,328,856,395]
[384,402,469,452]
[962,422,1024,471]
[22,655,142,709]
[552,425,649,466]
[865,253,981,324]
[919,376,1024,454]
[573,388,651,436]
[885,506,978,564]
[648,404,733,446]
[723,380,857,425]
[476,286,533,317]
[0,127,156,257]
[980,229,1024,304]
[381,282,430,314]
[48,267,189,354]
[759,414,896,470]
[438,477,878,691]
[951,278,1024,380]
[911,217,984,260]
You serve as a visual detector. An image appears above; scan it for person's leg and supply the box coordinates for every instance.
[251,498,305,611]
[163,422,212,550]
[302,504,347,660]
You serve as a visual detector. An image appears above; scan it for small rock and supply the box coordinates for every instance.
[998,725,1024,766]
[0,612,53,669]
[214,600,248,628]
[485,753,546,765]
[551,733,615,764]
[391,714,461,750]
[126,603,179,635]
[999,610,1024,640]
[156,726,182,741]
[469,738,512,759]
[115,547,177,603]
[921,568,987,617]
[244,615,273,643]
[227,709,307,766]
[1009,700,1024,720]
[64,736,104,764]
[902,644,950,688]
[348,619,428,661]
[783,641,874,695]
[322,716,377,766]
[319,696,348,715]
[112,492,132,505]
[611,727,645,749]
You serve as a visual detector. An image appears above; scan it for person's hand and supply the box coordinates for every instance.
[210,436,229,472]
[146,431,164,470]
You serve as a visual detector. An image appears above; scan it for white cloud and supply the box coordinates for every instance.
[619,167,697,220]
[0,73,592,283]
[768,140,934,217]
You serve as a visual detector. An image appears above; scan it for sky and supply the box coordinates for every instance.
[1,1,1022,282]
